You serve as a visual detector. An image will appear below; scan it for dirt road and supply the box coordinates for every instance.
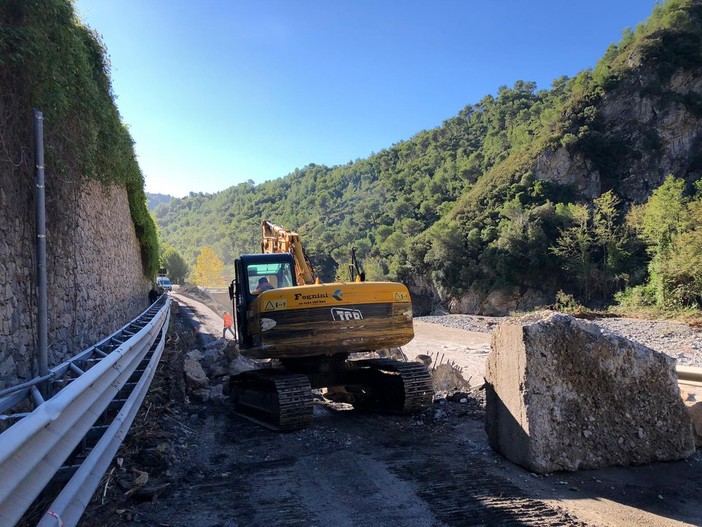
[82,294,702,527]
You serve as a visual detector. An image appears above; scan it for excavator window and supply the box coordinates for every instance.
[246,262,294,294]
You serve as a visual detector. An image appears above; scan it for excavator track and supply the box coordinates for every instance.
[325,358,433,414]
[362,358,434,413]
[230,370,313,432]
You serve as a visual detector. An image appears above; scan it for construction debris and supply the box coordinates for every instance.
[432,364,471,394]
[183,358,208,389]
[484,311,695,474]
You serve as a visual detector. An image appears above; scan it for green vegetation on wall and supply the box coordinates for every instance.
[0,0,159,277]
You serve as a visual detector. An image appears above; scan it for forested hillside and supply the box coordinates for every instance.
[155,0,702,315]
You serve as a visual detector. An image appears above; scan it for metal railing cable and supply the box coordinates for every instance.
[0,296,171,527]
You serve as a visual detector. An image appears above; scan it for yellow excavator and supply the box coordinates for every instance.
[228,219,433,430]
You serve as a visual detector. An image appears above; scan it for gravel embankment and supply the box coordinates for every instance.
[416,314,702,368]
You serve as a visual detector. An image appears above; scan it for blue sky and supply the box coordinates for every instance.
[74,1,660,199]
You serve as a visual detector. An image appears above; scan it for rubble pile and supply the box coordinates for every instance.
[184,340,258,402]
[83,312,193,524]
[485,311,695,474]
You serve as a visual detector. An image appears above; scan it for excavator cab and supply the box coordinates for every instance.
[230,253,297,349]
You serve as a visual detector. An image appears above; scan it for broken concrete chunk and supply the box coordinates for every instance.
[223,342,240,361]
[191,388,211,403]
[184,358,209,389]
[200,346,224,370]
[432,363,471,394]
[185,350,204,362]
[209,383,226,401]
[484,311,694,473]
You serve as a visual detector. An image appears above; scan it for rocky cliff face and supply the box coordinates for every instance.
[447,286,550,317]
[405,275,443,315]
[535,68,702,203]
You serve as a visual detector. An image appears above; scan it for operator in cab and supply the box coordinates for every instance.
[254,276,274,294]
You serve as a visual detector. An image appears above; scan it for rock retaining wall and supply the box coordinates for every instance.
[0,169,151,391]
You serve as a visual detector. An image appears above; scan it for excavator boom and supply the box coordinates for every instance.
[261,220,317,285]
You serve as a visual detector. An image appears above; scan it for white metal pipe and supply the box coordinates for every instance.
[0,333,154,521]
[677,365,702,383]
[0,309,163,465]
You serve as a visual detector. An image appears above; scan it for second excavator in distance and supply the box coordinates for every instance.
[228,219,433,431]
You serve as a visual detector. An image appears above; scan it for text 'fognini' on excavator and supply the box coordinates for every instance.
[227,220,433,431]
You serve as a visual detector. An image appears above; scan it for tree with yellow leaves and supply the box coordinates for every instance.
[192,246,225,287]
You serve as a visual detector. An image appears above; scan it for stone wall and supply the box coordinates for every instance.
[0,165,151,391]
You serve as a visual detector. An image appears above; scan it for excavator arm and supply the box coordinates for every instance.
[261,219,318,285]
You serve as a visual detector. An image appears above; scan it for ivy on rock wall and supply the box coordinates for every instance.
[0,0,158,277]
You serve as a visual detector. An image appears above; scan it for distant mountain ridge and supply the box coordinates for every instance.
[153,0,702,315]
[147,193,174,211]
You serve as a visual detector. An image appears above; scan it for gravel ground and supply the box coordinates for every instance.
[416,313,702,368]
[417,314,508,334]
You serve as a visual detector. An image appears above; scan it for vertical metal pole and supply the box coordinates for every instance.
[34,109,48,381]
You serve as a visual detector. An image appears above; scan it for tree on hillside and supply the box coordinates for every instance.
[550,203,594,299]
[192,246,225,287]
[625,176,702,307]
[161,247,189,284]
[593,191,623,267]
[636,176,688,255]
[661,216,702,307]
[549,193,632,301]
[591,190,629,295]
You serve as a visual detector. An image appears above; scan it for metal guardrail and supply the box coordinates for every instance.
[203,286,229,294]
[677,365,702,388]
[0,296,171,527]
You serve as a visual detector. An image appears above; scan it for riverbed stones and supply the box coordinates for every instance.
[484,311,695,473]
